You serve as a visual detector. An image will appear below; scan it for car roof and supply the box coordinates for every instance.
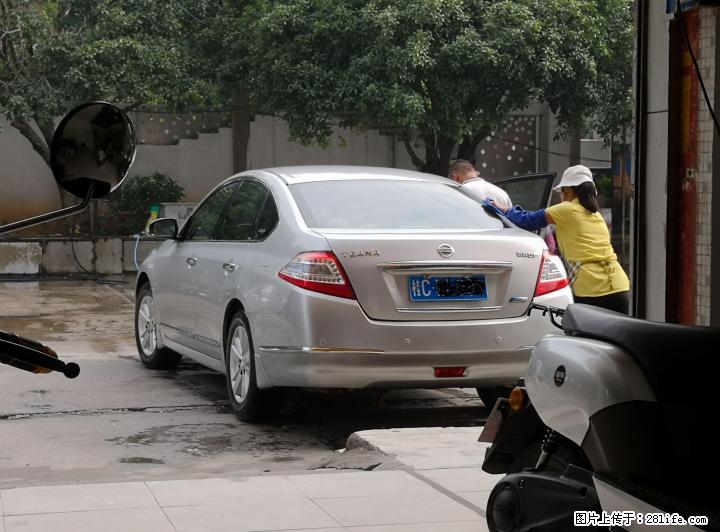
[252,165,455,185]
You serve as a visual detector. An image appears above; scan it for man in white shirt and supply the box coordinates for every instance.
[448,159,512,210]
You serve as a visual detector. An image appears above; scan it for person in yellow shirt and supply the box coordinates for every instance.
[489,165,630,314]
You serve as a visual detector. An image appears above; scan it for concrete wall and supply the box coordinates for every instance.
[0,116,62,224]
[0,238,162,276]
[248,115,402,171]
[0,242,42,274]
[129,128,234,202]
[127,116,408,203]
[3,108,582,213]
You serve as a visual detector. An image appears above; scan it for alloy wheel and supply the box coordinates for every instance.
[229,325,251,404]
[137,294,157,356]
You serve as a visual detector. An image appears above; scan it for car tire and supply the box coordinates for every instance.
[135,284,182,370]
[225,311,283,422]
[476,385,513,409]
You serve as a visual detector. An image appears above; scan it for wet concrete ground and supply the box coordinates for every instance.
[0,278,487,489]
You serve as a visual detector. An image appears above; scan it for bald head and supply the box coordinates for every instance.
[448,160,478,183]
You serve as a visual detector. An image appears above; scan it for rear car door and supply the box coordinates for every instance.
[154,181,239,351]
[491,172,556,212]
[191,179,277,358]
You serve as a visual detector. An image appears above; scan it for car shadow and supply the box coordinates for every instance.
[167,360,490,450]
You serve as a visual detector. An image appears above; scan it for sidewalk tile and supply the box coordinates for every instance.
[419,468,501,492]
[349,522,487,532]
[164,496,341,532]
[3,507,174,532]
[1,482,156,515]
[289,471,436,499]
[314,492,482,527]
[352,429,489,470]
[147,476,300,507]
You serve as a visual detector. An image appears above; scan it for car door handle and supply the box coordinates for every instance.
[222,262,237,272]
[186,257,198,266]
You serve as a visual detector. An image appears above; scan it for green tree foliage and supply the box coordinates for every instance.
[2,0,634,177]
[0,0,220,164]
[244,0,548,176]
[535,0,634,146]
[242,0,633,175]
[591,0,634,146]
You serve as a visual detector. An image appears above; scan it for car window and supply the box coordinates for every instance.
[183,182,239,241]
[214,180,269,241]
[254,193,279,240]
[290,180,502,230]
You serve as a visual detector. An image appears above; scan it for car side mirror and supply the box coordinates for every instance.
[147,218,178,239]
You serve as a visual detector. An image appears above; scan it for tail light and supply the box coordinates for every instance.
[534,250,569,297]
[278,251,356,299]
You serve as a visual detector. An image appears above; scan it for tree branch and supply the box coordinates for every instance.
[401,137,424,170]
[0,28,20,41]
[10,118,51,165]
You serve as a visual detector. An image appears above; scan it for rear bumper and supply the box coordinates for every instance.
[253,286,572,389]
[255,347,532,389]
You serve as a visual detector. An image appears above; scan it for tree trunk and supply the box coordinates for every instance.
[437,137,455,177]
[401,137,424,170]
[421,135,455,177]
[457,132,488,164]
[232,91,251,173]
[10,119,51,165]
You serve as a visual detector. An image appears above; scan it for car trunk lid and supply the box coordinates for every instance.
[318,229,545,321]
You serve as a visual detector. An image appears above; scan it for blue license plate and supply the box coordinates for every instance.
[408,275,488,301]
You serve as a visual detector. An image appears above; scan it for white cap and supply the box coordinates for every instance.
[554,165,595,190]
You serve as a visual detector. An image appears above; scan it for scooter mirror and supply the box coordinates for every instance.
[50,102,136,199]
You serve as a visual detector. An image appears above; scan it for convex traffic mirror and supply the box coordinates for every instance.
[50,102,136,199]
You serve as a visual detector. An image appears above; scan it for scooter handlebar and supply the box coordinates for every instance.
[526,303,565,329]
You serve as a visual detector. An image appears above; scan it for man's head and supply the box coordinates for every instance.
[448,159,478,184]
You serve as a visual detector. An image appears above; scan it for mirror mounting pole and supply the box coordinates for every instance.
[0,182,96,237]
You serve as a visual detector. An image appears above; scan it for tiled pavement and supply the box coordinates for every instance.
[0,428,499,532]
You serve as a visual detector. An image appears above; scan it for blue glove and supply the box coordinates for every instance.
[504,206,548,231]
[481,198,506,217]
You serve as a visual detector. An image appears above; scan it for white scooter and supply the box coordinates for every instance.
[1,102,135,378]
[480,303,719,531]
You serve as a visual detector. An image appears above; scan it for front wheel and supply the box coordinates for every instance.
[487,437,598,532]
[225,312,283,422]
[135,284,181,369]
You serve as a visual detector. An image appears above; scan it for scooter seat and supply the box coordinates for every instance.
[561,303,720,403]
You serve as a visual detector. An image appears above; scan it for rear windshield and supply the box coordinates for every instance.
[290,180,503,230]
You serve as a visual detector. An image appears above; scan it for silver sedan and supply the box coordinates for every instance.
[135,166,572,421]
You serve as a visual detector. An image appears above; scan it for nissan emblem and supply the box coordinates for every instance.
[438,244,455,258]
